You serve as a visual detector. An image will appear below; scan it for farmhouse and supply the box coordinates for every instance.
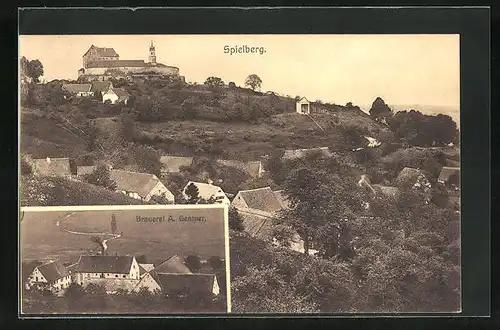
[25,260,72,294]
[282,147,332,160]
[62,83,94,97]
[438,166,460,186]
[72,255,140,287]
[102,87,131,105]
[78,42,180,82]
[231,187,283,214]
[296,97,310,114]
[29,157,71,177]
[90,80,113,96]
[110,169,175,203]
[215,159,264,179]
[156,273,220,297]
[182,181,231,205]
[159,156,194,174]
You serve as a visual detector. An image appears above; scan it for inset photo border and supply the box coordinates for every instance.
[19,204,231,317]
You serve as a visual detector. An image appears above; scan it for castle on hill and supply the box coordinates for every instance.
[78,41,182,82]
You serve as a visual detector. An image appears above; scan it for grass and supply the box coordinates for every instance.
[21,208,226,264]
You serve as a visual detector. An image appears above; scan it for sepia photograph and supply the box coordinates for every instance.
[19,34,460,314]
[20,205,230,315]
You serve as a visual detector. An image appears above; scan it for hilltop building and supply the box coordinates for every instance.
[78,41,181,82]
[296,97,311,114]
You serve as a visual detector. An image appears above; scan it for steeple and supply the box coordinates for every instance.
[148,40,156,64]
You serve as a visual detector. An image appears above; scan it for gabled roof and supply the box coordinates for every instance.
[215,159,262,178]
[86,60,146,68]
[155,255,192,274]
[22,261,42,284]
[156,273,217,295]
[62,83,92,94]
[438,166,460,183]
[234,187,283,213]
[297,97,310,103]
[160,156,194,173]
[90,80,113,93]
[105,87,130,102]
[84,45,119,58]
[74,255,134,274]
[238,210,274,240]
[282,147,332,160]
[110,169,163,198]
[37,260,70,283]
[183,181,226,200]
[31,157,71,176]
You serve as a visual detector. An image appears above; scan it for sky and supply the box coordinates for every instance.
[19,34,460,110]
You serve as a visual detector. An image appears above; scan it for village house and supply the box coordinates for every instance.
[62,83,94,97]
[215,159,264,179]
[25,260,72,295]
[155,255,193,274]
[102,86,131,105]
[182,181,231,205]
[296,97,311,114]
[109,169,175,203]
[438,166,460,187]
[159,156,194,175]
[155,273,220,297]
[29,157,72,178]
[282,147,332,160]
[231,187,283,214]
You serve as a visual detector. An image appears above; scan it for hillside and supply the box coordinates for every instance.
[20,175,149,207]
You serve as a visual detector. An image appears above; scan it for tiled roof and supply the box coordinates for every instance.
[238,210,274,240]
[74,255,134,274]
[86,60,146,68]
[438,166,460,183]
[62,84,92,94]
[215,159,262,178]
[90,81,112,93]
[282,147,332,160]
[31,157,71,176]
[234,187,283,213]
[110,169,162,198]
[154,256,192,274]
[84,46,119,58]
[156,273,217,295]
[160,156,194,173]
[37,260,70,283]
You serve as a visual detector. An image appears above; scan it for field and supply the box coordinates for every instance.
[21,207,227,265]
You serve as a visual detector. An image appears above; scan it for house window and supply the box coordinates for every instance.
[301,104,309,112]
[123,275,126,278]
[35,276,38,282]
[115,274,118,278]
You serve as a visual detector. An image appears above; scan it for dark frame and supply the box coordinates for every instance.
[17,6,490,318]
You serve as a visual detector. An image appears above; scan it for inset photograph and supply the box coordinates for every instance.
[20,205,230,315]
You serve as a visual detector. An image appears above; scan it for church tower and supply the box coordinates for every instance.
[149,40,157,65]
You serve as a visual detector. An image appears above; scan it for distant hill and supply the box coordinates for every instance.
[360,104,460,128]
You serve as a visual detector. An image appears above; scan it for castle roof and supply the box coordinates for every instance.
[84,45,119,58]
[110,169,163,198]
[87,60,146,68]
[74,255,134,274]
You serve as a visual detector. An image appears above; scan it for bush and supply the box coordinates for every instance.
[21,158,32,175]
[82,165,117,190]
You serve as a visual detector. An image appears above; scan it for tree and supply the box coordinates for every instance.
[27,59,44,83]
[82,165,117,190]
[244,74,262,91]
[204,76,225,88]
[369,97,393,122]
[185,182,200,204]
[229,206,245,231]
[181,97,199,120]
[228,81,236,89]
[119,113,137,142]
[208,256,224,270]
[185,255,202,272]
[110,213,117,234]
[132,145,162,177]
